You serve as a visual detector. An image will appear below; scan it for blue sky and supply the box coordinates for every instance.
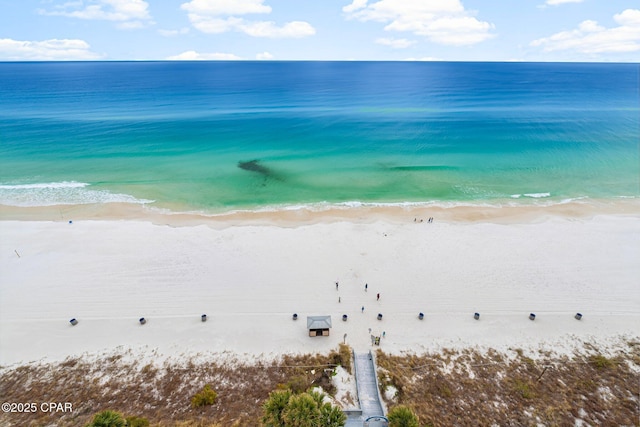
[1,0,639,61]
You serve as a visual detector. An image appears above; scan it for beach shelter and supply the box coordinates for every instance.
[307,315,332,337]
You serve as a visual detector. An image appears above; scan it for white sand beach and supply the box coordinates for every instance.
[1,204,639,366]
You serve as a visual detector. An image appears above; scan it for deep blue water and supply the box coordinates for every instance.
[0,61,638,211]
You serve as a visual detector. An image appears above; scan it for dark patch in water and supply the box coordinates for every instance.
[238,159,271,176]
[238,159,285,186]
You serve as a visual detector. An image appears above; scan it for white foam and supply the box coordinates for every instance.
[0,181,154,207]
[558,196,589,204]
[197,199,517,217]
[523,192,551,198]
[0,181,89,190]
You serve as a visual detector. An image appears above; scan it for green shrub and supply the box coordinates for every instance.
[282,393,321,427]
[318,400,347,427]
[262,389,345,427]
[191,384,218,408]
[262,389,293,427]
[86,410,126,427]
[512,379,535,399]
[387,405,419,427]
[589,354,615,369]
[286,375,310,394]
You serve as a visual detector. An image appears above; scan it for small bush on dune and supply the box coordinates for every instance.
[328,344,352,374]
[338,344,352,374]
[287,375,310,394]
[511,378,535,399]
[387,405,419,427]
[191,384,218,408]
[589,354,615,369]
[86,410,126,427]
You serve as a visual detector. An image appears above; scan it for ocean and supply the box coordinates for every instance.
[0,61,638,213]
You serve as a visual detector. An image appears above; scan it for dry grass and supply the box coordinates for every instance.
[0,350,344,427]
[376,340,640,426]
[1,340,638,427]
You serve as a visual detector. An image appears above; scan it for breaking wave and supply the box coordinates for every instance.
[0,181,154,207]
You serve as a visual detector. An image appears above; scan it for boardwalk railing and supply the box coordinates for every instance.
[368,350,387,416]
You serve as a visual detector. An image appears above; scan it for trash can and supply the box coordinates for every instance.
[575,313,582,320]
[418,312,424,320]
[139,317,146,325]
[342,314,348,321]
[292,313,298,320]
[529,313,536,321]
[201,314,207,322]
[69,318,78,326]
[377,313,383,320]
[474,312,480,320]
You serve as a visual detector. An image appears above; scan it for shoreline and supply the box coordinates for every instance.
[1,197,639,227]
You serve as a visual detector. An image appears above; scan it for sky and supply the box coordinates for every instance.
[0,0,639,61]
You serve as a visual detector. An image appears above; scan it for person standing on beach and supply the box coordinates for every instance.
[377,293,380,301]
[365,283,368,292]
[336,281,339,290]
[361,306,364,313]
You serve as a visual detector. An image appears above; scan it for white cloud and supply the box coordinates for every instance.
[417,16,494,45]
[256,51,274,60]
[117,20,145,29]
[158,27,190,37]
[615,8,640,26]
[0,38,103,60]
[181,0,271,16]
[538,0,583,9]
[343,0,494,46]
[375,37,415,48]
[531,9,640,54]
[181,0,315,38]
[343,0,368,13]
[39,0,152,28]
[188,16,243,34]
[545,0,583,5]
[166,50,242,60]
[240,21,315,38]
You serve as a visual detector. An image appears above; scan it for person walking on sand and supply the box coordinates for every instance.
[336,281,339,290]
[377,293,380,301]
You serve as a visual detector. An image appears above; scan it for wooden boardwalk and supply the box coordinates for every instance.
[345,351,387,426]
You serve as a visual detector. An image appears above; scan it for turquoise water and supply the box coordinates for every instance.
[0,61,638,212]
